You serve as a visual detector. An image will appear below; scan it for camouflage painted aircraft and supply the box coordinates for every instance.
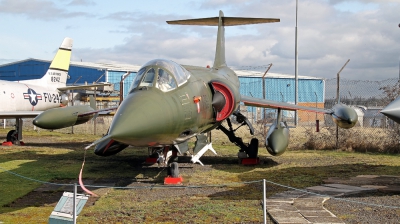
[0,37,113,144]
[84,11,358,175]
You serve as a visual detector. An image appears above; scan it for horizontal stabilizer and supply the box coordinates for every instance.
[58,83,112,91]
[167,17,280,26]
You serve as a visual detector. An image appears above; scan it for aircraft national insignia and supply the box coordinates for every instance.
[23,88,42,106]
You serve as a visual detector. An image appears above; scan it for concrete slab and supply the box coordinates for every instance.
[268,211,310,223]
[299,210,333,217]
[306,184,376,197]
[270,190,306,199]
[266,204,299,212]
[266,198,294,204]
[306,185,355,196]
[361,185,387,190]
[294,197,328,207]
[267,175,398,223]
[324,175,400,186]
[306,216,344,223]
[323,183,375,191]
[266,195,345,223]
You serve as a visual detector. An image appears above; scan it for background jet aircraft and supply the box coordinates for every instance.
[86,11,358,176]
[0,37,114,144]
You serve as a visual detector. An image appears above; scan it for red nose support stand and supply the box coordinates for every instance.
[164,176,183,185]
[2,141,24,146]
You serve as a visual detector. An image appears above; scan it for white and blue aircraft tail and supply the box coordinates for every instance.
[0,37,114,144]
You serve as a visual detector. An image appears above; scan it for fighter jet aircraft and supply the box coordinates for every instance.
[0,37,114,144]
[85,11,358,175]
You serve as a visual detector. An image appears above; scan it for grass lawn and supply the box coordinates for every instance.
[0,130,398,223]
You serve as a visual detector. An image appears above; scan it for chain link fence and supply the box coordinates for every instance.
[7,78,400,154]
[234,78,400,154]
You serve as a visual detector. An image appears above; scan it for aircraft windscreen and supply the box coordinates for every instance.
[142,59,190,86]
[156,69,177,92]
[139,68,155,87]
[129,59,191,93]
[129,67,146,92]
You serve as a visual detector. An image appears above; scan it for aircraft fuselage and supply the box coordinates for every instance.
[107,61,241,147]
[0,80,65,114]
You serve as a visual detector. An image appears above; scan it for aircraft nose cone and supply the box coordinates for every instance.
[32,117,40,126]
[107,91,179,146]
[381,97,400,124]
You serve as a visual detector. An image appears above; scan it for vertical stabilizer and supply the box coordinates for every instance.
[167,11,279,69]
[36,37,73,88]
[214,10,226,68]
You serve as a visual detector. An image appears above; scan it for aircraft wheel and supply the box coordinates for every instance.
[6,130,17,144]
[168,162,179,178]
[246,138,259,158]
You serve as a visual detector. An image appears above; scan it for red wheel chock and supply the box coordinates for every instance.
[2,141,12,146]
[145,157,158,164]
[241,157,260,165]
[2,141,24,146]
[164,176,183,185]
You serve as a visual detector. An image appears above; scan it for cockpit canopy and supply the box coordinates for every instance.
[129,59,191,93]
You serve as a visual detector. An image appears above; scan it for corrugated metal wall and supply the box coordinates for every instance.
[0,59,106,84]
[239,76,325,122]
[69,66,105,84]
[0,60,47,80]
[239,76,325,102]
[107,71,137,98]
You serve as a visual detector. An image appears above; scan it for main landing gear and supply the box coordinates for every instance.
[3,118,24,146]
[217,111,259,164]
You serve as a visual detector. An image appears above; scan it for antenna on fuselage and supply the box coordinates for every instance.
[167,10,280,69]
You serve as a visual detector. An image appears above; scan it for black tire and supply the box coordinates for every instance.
[247,138,259,158]
[6,130,17,143]
[168,162,179,178]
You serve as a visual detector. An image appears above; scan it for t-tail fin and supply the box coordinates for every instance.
[39,37,73,88]
[167,11,279,68]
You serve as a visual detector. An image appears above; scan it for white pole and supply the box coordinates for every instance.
[295,0,299,125]
[73,183,77,224]
[263,179,267,224]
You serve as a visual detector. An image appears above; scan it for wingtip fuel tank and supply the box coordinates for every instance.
[265,122,289,156]
[331,104,358,129]
[33,105,95,129]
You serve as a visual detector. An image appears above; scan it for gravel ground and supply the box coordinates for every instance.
[325,193,400,224]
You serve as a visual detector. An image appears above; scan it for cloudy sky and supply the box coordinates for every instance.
[0,0,399,81]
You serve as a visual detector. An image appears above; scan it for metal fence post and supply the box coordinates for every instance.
[263,179,267,224]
